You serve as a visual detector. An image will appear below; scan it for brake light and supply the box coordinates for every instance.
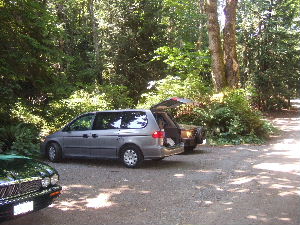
[152,131,165,138]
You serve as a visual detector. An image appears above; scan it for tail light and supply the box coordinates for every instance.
[152,130,165,138]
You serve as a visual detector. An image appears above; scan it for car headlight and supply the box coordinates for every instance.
[41,177,51,187]
[50,174,59,185]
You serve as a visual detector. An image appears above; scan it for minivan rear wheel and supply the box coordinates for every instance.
[120,146,143,168]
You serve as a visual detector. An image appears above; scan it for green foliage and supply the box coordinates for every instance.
[138,74,212,109]
[99,0,168,100]
[0,123,40,157]
[153,44,211,81]
[0,0,65,101]
[0,0,298,151]
[162,0,206,45]
[238,0,300,110]
[45,85,133,131]
[139,44,212,108]
[177,89,275,145]
[11,84,133,135]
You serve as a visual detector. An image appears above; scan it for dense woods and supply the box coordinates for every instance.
[0,0,299,155]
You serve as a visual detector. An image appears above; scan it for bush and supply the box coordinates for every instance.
[137,74,212,109]
[11,84,134,135]
[0,123,40,157]
[177,89,275,145]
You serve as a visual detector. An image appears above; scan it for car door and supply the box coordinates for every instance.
[62,113,95,157]
[89,112,122,158]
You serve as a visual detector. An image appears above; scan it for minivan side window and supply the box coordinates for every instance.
[67,114,94,131]
[121,111,147,129]
[93,111,148,130]
[93,112,122,130]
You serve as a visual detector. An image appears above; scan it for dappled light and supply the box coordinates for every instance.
[0,0,299,223]
[2,105,297,225]
[50,185,133,211]
[254,163,299,174]
[246,214,269,223]
[230,176,256,185]
[173,173,185,178]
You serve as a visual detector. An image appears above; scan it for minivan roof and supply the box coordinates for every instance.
[84,109,150,114]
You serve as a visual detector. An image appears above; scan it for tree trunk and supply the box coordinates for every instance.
[197,0,207,50]
[205,0,226,92]
[223,0,239,88]
[88,0,102,84]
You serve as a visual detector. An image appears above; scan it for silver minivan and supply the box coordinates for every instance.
[41,98,192,168]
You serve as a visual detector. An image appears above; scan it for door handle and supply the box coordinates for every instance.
[83,134,89,138]
[92,134,98,138]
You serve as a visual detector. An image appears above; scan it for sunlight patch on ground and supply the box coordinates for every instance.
[227,187,250,193]
[192,169,222,173]
[86,193,114,208]
[253,163,300,174]
[270,184,294,189]
[278,217,291,221]
[230,176,256,185]
[246,214,269,222]
[278,191,299,197]
[51,185,132,211]
[174,173,185,178]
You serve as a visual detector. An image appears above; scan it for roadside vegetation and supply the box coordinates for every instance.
[0,0,299,156]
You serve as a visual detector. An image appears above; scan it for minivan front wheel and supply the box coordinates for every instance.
[120,146,143,168]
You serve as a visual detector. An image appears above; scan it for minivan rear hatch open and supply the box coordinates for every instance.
[150,97,193,148]
[150,97,193,110]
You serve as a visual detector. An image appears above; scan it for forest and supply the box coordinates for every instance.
[0,0,299,156]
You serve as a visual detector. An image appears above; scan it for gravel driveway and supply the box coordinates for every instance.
[2,102,300,225]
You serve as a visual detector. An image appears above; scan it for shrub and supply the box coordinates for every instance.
[177,89,275,145]
[0,123,40,157]
[137,74,212,109]
[11,84,134,135]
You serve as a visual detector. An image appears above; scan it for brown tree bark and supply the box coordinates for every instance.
[223,0,239,88]
[205,0,226,92]
[88,0,102,84]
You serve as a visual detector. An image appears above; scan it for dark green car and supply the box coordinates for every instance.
[0,154,61,221]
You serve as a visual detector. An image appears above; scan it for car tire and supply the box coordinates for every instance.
[120,145,143,168]
[184,146,195,152]
[47,142,62,162]
[196,127,205,144]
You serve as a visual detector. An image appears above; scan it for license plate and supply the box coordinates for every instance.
[13,201,34,216]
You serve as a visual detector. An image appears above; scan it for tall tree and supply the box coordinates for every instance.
[205,0,226,91]
[88,0,102,84]
[237,0,300,110]
[223,0,239,88]
[100,0,167,101]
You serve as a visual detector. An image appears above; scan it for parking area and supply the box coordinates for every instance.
[2,114,300,225]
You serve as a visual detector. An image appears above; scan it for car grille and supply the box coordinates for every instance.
[0,179,42,200]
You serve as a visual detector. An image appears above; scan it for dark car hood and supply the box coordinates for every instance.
[0,154,56,184]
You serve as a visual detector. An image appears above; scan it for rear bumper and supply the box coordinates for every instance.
[183,138,197,148]
[161,142,184,157]
[0,185,61,221]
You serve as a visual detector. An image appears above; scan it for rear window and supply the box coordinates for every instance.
[121,111,148,129]
[93,111,147,130]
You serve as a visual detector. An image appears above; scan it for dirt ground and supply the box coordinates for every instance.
[2,100,300,225]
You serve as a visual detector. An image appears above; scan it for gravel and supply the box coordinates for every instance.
[2,104,300,225]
